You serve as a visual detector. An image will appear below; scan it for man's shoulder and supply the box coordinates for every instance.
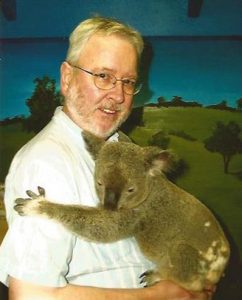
[12,122,76,169]
[18,130,64,158]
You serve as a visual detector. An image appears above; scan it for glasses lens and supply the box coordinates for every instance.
[94,73,115,90]
[94,72,142,95]
[125,82,142,95]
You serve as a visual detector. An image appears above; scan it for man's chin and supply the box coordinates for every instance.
[85,112,129,138]
[82,123,114,139]
[93,127,116,139]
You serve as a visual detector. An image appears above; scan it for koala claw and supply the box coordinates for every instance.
[26,186,45,198]
[14,198,31,216]
[139,270,162,287]
[14,187,46,216]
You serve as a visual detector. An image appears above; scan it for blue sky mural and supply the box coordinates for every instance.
[0,0,242,119]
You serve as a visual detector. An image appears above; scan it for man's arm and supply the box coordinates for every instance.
[9,276,213,300]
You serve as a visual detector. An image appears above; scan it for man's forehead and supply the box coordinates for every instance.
[81,33,137,55]
[78,34,138,75]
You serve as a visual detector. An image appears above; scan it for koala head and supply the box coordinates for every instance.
[83,131,173,211]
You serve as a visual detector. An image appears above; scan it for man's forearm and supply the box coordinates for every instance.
[58,283,154,300]
[9,276,152,300]
[9,276,212,300]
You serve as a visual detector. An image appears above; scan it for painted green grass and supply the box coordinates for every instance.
[130,107,242,258]
[170,137,242,256]
[0,123,34,182]
[143,107,242,142]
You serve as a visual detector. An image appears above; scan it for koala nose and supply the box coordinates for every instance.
[104,188,119,210]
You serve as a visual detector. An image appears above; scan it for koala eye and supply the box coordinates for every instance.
[127,187,135,193]
[97,180,103,186]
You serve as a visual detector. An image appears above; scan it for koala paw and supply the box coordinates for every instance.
[14,186,46,216]
[139,270,162,287]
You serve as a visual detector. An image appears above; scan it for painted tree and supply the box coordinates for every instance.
[24,76,62,133]
[157,96,167,107]
[204,121,242,173]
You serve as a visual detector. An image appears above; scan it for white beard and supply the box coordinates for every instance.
[64,84,131,138]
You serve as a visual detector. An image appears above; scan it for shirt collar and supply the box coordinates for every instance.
[53,106,119,144]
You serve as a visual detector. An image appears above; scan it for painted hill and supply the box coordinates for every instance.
[128,106,242,254]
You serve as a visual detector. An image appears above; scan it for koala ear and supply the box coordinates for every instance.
[143,147,175,176]
[82,131,105,159]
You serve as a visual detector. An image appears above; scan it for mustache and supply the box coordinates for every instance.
[98,103,123,112]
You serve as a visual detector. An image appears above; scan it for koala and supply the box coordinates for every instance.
[14,132,230,292]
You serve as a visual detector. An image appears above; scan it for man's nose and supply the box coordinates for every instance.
[109,81,125,103]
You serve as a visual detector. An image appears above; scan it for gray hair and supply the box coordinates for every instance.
[66,16,144,64]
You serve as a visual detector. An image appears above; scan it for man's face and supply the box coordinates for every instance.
[61,34,138,138]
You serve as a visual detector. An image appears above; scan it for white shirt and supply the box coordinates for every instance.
[0,107,153,288]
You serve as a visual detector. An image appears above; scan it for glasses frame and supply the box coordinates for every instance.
[67,62,142,95]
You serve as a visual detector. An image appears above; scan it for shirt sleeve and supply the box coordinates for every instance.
[0,146,78,287]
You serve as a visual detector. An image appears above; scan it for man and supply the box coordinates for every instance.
[0,17,213,299]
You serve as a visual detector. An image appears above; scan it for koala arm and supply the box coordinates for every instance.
[14,187,139,243]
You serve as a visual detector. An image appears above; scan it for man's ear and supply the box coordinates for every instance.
[60,61,73,96]
[82,131,105,160]
[143,147,175,176]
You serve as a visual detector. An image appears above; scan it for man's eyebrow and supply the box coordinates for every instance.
[94,67,116,73]
[95,67,137,78]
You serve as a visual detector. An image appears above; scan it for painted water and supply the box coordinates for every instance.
[0,37,241,119]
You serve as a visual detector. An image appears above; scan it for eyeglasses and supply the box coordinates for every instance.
[68,62,142,95]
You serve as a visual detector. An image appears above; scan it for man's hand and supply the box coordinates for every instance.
[148,280,216,300]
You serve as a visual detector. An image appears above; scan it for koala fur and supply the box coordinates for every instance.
[15,131,230,292]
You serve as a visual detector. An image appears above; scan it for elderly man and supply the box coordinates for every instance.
[0,17,213,300]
